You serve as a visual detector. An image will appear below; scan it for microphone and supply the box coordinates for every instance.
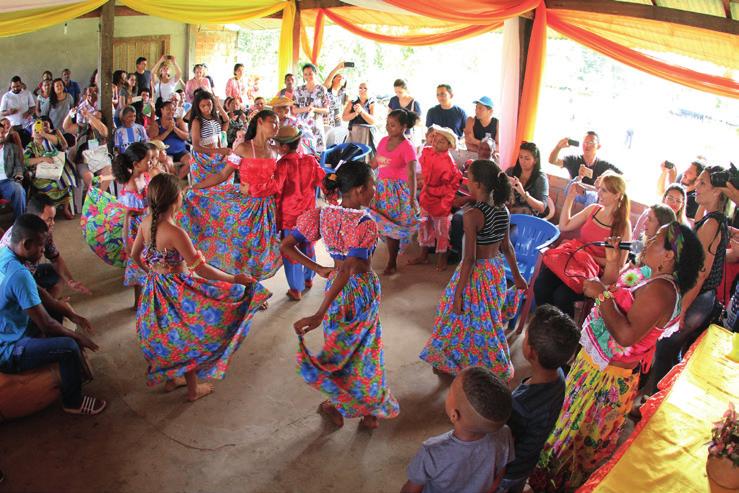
[592,241,634,250]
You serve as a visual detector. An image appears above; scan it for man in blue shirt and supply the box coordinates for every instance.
[61,69,81,106]
[425,84,467,138]
[0,214,105,415]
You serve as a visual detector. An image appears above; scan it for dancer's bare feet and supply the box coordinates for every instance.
[359,415,379,430]
[164,377,187,393]
[318,400,344,428]
[407,256,429,265]
[187,382,214,402]
[435,259,448,271]
[382,265,397,275]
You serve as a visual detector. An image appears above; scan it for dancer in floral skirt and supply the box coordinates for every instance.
[420,160,527,381]
[281,160,399,429]
[130,173,270,401]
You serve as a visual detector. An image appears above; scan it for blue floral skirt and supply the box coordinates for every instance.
[369,178,419,251]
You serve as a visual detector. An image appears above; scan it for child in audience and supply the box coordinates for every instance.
[130,173,270,401]
[498,305,580,493]
[147,140,174,175]
[112,141,153,309]
[273,126,325,301]
[401,366,514,493]
[410,126,462,270]
[282,161,399,429]
[420,160,526,380]
[114,106,148,154]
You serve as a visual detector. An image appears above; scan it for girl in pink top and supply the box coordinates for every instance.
[369,109,420,274]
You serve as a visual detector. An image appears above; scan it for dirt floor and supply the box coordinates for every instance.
[0,217,538,493]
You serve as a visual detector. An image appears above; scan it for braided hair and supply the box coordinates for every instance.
[146,173,181,248]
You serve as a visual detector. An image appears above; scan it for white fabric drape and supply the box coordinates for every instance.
[0,0,81,13]
[499,18,520,170]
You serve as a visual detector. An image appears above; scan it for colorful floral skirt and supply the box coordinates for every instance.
[297,272,399,419]
[178,188,282,280]
[190,150,228,184]
[136,272,271,386]
[32,162,76,207]
[124,212,147,287]
[80,180,126,268]
[369,177,419,251]
[529,350,640,493]
[419,255,522,380]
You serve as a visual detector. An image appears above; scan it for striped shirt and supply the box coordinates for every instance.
[114,124,148,153]
[473,202,509,245]
[199,117,221,146]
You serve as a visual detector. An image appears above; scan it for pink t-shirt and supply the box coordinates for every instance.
[185,78,212,103]
[376,137,417,181]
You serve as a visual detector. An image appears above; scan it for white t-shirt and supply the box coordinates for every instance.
[156,80,178,103]
[0,90,35,127]
[0,146,6,181]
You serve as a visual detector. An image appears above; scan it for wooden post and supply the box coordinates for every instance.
[292,0,301,71]
[99,0,115,152]
[185,24,198,80]
[517,16,533,104]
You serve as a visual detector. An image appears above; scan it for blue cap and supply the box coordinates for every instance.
[473,96,494,109]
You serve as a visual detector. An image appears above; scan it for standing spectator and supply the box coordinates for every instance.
[151,55,182,104]
[0,123,26,221]
[185,64,212,103]
[276,73,296,101]
[112,70,129,120]
[33,71,53,97]
[389,79,421,115]
[60,69,81,106]
[133,56,153,97]
[342,82,376,149]
[464,96,498,153]
[202,64,216,95]
[114,107,148,153]
[506,141,548,216]
[548,131,621,186]
[657,158,704,220]
[1,76,36,131]
[35,79,52,118]
[323,62,348,128]
[293,64,329,153]
[47,78,74,134]
[425,84,467,138]
[225,63,248,109]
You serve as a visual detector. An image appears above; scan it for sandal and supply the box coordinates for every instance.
[63,395,107,416]
[286,289,302,301]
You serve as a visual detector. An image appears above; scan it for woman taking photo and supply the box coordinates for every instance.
[505,141,548,216]
[323,62,348,129]
[293,63,329,152]
[151,55,182,104]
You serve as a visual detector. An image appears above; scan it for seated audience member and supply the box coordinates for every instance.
[656,158,704,220]
[401,367,514,493]
[0,122,26,221]
[0,195,91,297]
[506,141,548,216]
[425,84,467,138]
[147,140,174,175]
[499,305,579,493]
[47,78,75,137]
[463,96,498,153]
[534,172,631,317]
[247,96,266,121]
[548,131,621,185]
[147,100,190,176]
[33,70,53,97]
[631,203,676,258]
[114,106,148,153]
[0,214,104,415]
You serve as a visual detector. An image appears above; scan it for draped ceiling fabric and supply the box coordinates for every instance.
[0,0,107,37]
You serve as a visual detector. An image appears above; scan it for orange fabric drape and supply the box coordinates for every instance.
[548,10,739,99]
[300,10,324,64]
[382,0,539,25]
[319,8,501,47]
[514,2,546,154]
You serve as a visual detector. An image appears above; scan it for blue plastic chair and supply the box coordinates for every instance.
[320,143,372,173]
[504,214,560,332]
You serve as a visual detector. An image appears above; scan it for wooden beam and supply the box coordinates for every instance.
[721,0,731,19]
[546,0,739,35]
[292,1,301,69]
[99,0,115,153]
[79,6,141,18]
[300,0,346,9]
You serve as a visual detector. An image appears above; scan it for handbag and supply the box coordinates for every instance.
[34,152,65,181]
[542,239,601,294]
[82,145,112,173]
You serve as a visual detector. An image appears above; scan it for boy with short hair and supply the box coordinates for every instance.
[497,304,579,493]
[401,366,514,493]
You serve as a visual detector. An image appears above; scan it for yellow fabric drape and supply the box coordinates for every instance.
[0,0,107,37]
[277,0,295,82]
[300,10,324,64]
[514,2,546,153]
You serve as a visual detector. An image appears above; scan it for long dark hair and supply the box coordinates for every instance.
[112,142,149,183]
[510,141,542,185]
[191,90,219,123]
[387,108,419,131]
[112,70,127,87]
[665,222,704,294]
[244,109,277,140]
[470,160,511,206]
[49,78,66,106]
[147,173,181,248]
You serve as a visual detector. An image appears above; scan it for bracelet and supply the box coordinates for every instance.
[594,289,613,306]
[187,250,205,271]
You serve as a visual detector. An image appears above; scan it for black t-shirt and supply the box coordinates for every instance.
[134,70,152,96]
[563,155,621,185]
[675,172,699,219]
[504,369,566,480]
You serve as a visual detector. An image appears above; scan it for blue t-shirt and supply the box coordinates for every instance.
[425,105,467,137]
[0,247,42,367]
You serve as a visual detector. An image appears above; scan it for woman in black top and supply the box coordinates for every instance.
[506,141,549,216]
[342,82,376,128]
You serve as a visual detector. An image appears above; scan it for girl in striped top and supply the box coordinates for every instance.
[420,160,527,381]
[189,90,230,180]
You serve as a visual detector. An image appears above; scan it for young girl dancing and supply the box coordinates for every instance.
[370,108,420,275]
[112,142,154,309]
[185,109,282,281]
[420,160,527,381]
[130,173,270,401]
[281,161,399,429]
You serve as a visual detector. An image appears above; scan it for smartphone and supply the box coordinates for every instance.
[664,160,675,169]
[344,61,355,68]
[567,138,579,147]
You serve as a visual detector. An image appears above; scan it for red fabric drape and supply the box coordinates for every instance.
[515,2,547,150]
[382,0,539,25]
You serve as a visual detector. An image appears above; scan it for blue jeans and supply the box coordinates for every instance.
[9,336,83,409]
[282,229,316,292]
[0,179,26,221]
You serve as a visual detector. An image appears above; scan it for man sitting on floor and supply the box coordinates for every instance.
[0,195,91,297]
[0,214,105,415]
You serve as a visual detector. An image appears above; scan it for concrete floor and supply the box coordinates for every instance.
[0,217,535,493]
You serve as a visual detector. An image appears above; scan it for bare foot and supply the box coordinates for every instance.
[187,382,214,402]
[359,415,379,430]
[259,301,269,311]
[164,377,187,393]
[318,400,344,428]
[382,265,397,275]
[435,260,447,272]
[407,256,429,266]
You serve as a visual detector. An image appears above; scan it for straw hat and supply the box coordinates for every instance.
[150,139,169,151]
[431,125,457,149]
[274,125,302,144]
[269,96,294,108]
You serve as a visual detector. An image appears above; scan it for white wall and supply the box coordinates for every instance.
[0,15,188,91]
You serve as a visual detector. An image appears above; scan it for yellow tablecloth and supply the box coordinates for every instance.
[581,325,738,493]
